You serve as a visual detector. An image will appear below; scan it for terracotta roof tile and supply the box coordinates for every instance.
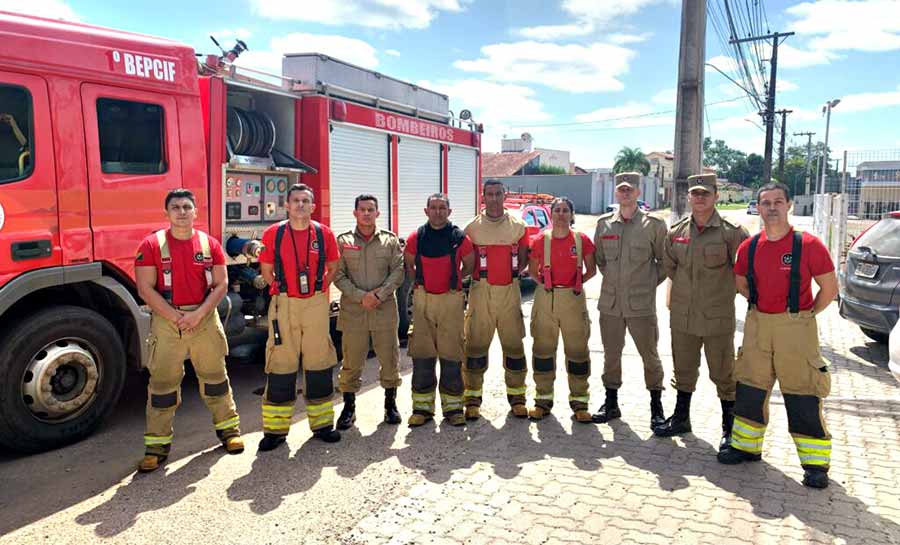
[482,151,541,177]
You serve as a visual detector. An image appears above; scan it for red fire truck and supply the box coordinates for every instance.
[0,11,483,452]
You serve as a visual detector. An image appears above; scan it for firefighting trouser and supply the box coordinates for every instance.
[338,318,401,393]
[530,288,591,413]
[671,329,737,400]
[463,280,527,407]
[408,288,465,417]
[143,307,240,456]
[599,313,665,390]
[729,309,832,470]
[261,293,338,435]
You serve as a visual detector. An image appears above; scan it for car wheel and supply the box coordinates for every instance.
[861,327,889,344]
[0,306,126,453]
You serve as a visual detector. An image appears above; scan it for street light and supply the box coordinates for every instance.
[818,98,841,193]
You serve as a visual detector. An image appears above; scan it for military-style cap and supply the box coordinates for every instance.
[688,173,717,193]
[614,172,641,189]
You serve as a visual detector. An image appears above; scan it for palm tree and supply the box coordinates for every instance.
[613,146,650,175]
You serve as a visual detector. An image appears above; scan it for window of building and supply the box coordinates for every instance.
[97,98,166,174]
[0,84,34,184]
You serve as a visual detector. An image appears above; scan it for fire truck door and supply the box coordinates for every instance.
[80,84,183,279]
[0,71,60,285]
[447,146,477,225]
[397,136,441,238]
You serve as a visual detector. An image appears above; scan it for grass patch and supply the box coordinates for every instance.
[716,202,749,210]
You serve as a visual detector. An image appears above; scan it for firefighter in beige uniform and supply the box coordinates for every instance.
[135,189,243,473]
[592,172,668,427]
[653,174,748,449]
[334,194,405,429]
[462,180,531,420]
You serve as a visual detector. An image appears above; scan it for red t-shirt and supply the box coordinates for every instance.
[259,221,339,298]
[734,229,834,313]
[135,230,226,306]
[404,228,474,294]
[473,235,530,285]
[529,231,596,288]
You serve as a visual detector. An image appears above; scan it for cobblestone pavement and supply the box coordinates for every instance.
[1,213,898,545]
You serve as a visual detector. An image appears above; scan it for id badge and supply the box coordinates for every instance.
[298,270,310,295]
[479,247,488,270]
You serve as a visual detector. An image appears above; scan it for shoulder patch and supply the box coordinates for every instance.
[597,212,615,222]
[720,217,740,229]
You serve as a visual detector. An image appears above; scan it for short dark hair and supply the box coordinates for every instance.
[426,192,450,207]
[355,194,379,210]
[756,182,792,202]
[165,188,196,209]
[482,179,506,194]
[551,197,576,226]
[287,183,315,202]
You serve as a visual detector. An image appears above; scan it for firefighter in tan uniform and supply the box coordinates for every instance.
[653,174,748,448]
[526,197,597,422]
[592,172,668,427]
[463,180,531,420]
[718,182,838,490]
[334,194,405,429]
[404,193,475,427]
[257,183,342,452]
[135,189,243,473]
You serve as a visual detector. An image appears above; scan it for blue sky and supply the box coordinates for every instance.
[6,0,900,169]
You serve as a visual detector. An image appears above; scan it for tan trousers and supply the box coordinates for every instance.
[670,330,736,400]
[463,280,527,406]
[599,313,665,390]
[530,288,591,412]
[729,309,832,469]
[144,309,239,455]
[262,293,338,434]
[338,326,401,392]
[408,289,466,361]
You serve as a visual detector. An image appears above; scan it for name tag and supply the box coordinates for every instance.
[601,235,620,240]
[342,244,361,251]
[673,236,690,244]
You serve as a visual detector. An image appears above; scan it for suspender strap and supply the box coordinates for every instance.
[155,229,173,302]
[313,222,325,292]
[542,231,583,294]
[574,232,583,295]
[788,231,803,314]
[273,221,289,294]
[746,233,761,308]
[542,231,553,291]
[415,225,462,291]
[414,225,426,288]
[449,236,459,290]
[478,247,487,279]
[511,243,519,279]
[197,230,213,286]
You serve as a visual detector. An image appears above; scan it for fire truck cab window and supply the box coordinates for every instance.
[97,98,166,175]
[0,85,34,184]
[534,209,549,227]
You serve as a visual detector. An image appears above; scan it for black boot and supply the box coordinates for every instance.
[384,388,401,425]
[258,433,287,452]
[650,389,665,429]
[719,399,735,452]
[717,445,762,464]
[591,389,621,423]
[653,390,692,437]
[313,426,341,443]
[802,467,829,489]
[337,392,356,430]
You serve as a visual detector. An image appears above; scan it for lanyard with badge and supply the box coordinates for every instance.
[288,226,313,295]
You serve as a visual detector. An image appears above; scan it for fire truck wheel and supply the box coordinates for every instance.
[397,274,413,340]
[0,306,126,453]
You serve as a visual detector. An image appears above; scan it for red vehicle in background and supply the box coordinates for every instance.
[502,193,553,240]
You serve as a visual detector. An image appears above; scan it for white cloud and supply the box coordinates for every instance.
[385,49,401,57]
[777,79,799,92]
[836,86,900,113]
[518,23,593,41]
[516,0,665,41]
[651,88,676,106]
[761,43,841,68]
[608,32,653,45]
[454,41,635,93]
[787,0,900,52]
[575,102,674,129]
[250,0,466,30]
[711,114,764,132]
[235,32,379,76]
[0,0,78,20]
[211,28,252,41]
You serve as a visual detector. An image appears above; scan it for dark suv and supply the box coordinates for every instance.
[839,211,900,343]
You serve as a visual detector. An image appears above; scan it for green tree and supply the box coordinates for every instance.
[703,137,746,174]
[533,164,567,175]
[613,146,650,175]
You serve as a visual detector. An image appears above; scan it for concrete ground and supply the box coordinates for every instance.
[0,210,897,545]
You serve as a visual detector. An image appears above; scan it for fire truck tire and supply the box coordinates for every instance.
[397,273,413,340]
[0,306,126,453]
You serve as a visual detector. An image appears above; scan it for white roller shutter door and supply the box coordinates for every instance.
[329,124,390,237]
[447,146,478,226]
[397,137,441,238]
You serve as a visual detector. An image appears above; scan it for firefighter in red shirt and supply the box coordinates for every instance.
[718,182,839,490]
[462,180,531,420]
[404,193,475,427]
[135,189,242,473]
[526,197,597,422]
[257,184,342,452]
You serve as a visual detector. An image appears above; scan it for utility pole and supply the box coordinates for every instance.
[730,30,795,184]
[794,131,815,195]
[818,99,841,193]
[672,0,706,221]
[775,109,792,182]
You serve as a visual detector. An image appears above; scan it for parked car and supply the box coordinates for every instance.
[839,211,900,344]
[605,200,651,213]
[747,200,759,215]
[889,315,900,384]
